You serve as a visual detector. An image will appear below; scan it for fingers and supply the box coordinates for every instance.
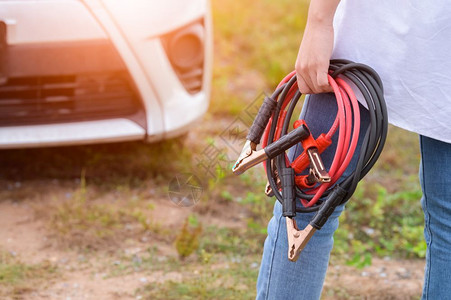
[296,61,314,94]
[295,61,332,94]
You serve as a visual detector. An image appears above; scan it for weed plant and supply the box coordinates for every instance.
[175,216,203,260]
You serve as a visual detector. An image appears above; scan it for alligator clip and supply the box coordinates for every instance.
[291,120,331,185]
[232,124,310,175]
[286,217,317,262]
[307,148,331,183]
[232,140,267,175]
[232,95,278,175]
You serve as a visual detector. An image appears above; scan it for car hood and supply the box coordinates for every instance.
[94,0,208,37]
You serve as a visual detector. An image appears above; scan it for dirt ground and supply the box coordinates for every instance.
[0,116,425,299]
[0,178,425,300]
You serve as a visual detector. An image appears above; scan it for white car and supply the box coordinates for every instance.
[0,0,212,149]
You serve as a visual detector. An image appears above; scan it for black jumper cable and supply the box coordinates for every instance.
[232,59,388,261]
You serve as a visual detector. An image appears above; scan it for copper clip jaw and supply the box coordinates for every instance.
[306,148,331,183]
[286,217,317,262]
[232,140,267,175]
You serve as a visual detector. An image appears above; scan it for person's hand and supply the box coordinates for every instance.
[295,18,335,94]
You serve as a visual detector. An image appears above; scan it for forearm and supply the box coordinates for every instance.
[307,0,340,26]
[295,0,340,94]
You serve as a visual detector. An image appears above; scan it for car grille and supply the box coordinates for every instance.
[0,71,142,126]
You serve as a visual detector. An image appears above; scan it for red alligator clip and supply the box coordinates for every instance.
[291,120,332,188]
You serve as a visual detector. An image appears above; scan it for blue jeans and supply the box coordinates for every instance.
[256,94,451,299]
[420,136,451,299]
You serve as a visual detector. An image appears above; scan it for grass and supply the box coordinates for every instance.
[175,216,203,260]
[329,127,423,267]
[333,177,424,268]
[35,171,170,250]
[106,246,182,278]
[0,138,193,188]
[0,250,58,298]
[136,257,259,300]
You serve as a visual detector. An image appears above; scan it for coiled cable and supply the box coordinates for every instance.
[264,59,387,213]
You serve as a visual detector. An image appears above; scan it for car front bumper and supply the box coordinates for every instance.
[0,0,212,148]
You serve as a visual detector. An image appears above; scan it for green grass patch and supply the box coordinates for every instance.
[333,176,424,268]
[106,246,183,278]
[0,250,58,298]
[38,172,168,250]
[200,226,262,257]
[136,258,259,300]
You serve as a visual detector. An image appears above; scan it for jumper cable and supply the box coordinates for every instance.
[232,59,388,262]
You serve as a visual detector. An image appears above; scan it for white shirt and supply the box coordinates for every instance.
[332,0,451,143]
